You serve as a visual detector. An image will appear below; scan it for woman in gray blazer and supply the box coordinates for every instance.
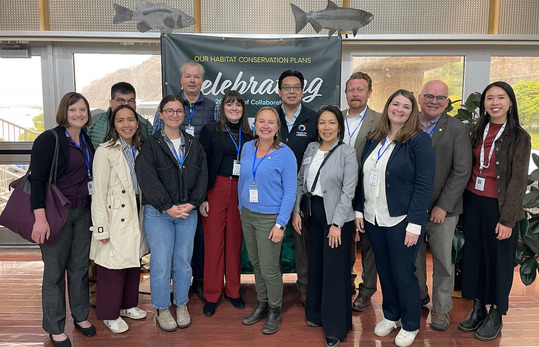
[292,105,358,347]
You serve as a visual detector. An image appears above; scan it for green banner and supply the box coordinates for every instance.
[161,34,342,116]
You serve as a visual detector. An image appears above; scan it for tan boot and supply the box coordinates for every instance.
[176,305,191,328]
[156,308,177,332]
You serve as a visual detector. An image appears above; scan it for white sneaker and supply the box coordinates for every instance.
[176,305,191,328]
[103,317,129,334]
[120,307,147,320]
[395,328,419,347]
[374,318,401,337]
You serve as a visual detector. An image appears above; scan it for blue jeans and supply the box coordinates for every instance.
[144,204,197,308]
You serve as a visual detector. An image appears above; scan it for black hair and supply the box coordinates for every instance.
[104,104,144,150]
[278,70,305,89]
[110,82,136,100]
[315,105,345,142]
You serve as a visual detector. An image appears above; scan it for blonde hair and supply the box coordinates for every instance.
[254,107,281,149]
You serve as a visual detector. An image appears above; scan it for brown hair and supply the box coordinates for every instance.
[105,105,145,150]
[217,90,253,137]
[55,92,92,127]
[254,107,281,149]
[368,89,421,144]
[345,71,373,91]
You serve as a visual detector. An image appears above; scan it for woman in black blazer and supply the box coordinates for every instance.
[30,92,96,346]
[354,90,435,347]
[198,90,254,316]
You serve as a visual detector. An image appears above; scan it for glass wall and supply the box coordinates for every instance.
[0,56,43,142]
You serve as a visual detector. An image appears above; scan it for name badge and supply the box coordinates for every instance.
[232,160,241,176]
[369,170,378,185]
[475,176,485,191]
[249,184,258,203]
[185,125,195,136]
[296,132,307,137]
[87,180,95,195]
[302,156,312,166]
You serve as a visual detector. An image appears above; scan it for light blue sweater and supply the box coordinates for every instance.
[238,140,297,226]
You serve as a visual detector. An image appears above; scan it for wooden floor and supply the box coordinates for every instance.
[1,248,538,347]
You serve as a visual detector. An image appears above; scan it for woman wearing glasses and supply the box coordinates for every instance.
[459,81,531,341]
[354,90,435,347]
[291,105,358,347]
[135,95,208,332]
[198,90,254,317]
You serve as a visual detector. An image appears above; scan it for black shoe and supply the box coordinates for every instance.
[307,320,321,327]
[49,334,71,347]
[475,306,502,341]
[421,294,430,306]
[458,299,487,332]
[224,293,245,309]
[262,307,282,334]
[191,280,206,301]
[242,301,269,325]
[325,335,340,347]
[73,321,96,337]
[203,301,217,317]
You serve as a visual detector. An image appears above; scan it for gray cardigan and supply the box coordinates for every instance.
[293,140,358,227]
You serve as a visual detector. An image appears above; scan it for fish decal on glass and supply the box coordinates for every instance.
[113,1,196,33]
[291,0,374,38]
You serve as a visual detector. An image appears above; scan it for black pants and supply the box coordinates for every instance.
[462,190,519,315]
[305,196,352,340]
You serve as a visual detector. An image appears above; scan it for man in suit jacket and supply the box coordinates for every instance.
[415,80,472,331]
[274,69,317,306]
[343,72,382,312]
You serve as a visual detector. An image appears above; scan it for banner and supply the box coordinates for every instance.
[161,34,342,116]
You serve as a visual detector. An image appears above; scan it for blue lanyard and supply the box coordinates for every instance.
[131,146,136,161]
[65,129,91,178]
[346,107,367,141]
[171,143,185,167]
[226,126,242,160]
[251,143,272,184]
[184,103,199,125]
[376,137,392,165]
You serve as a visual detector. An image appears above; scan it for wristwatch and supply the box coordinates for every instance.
[275,223,286,230]
[332,223,340,228]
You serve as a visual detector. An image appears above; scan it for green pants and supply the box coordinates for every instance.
[241,207,283,308]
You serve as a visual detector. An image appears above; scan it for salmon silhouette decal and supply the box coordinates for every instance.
[113,1,196,33]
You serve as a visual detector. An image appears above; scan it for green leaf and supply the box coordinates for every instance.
[523,186,539,208]
[529,169,539,181]
[520,268,536,286]
[519,219,530,239]
[520,257,538,274]
[464,93,478,110]
[533,153,539,168]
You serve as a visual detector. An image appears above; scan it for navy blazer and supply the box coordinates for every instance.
[353,131,435,227]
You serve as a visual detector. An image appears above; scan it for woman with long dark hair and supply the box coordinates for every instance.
[459,81,531,341]
[90,105,148,333]
[199,90,254,316]
[354,90,435,347]
[30,92,96,346]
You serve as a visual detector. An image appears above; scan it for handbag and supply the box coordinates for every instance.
[0,130,71,244]
[299,142,342,219]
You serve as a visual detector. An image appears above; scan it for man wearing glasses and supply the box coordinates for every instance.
[275,69,317,307]
[342,72,381,313]
[415,80,472,331]
[87,81,152,148]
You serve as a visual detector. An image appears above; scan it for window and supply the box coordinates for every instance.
[0,56,43,142]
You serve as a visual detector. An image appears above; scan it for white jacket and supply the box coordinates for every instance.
[89,140,148,269]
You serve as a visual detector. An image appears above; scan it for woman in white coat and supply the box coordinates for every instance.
[90,105,148,334]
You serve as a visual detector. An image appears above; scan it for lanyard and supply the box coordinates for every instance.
[65,129,91,178]
[480,121,506,173]
[226,126,242,160]
[131,146,137,161]
[376,137,393,165]
[168,139,185,167]
[251,143,272,184]
[345,107,367,144]
[184,103,199,125]
[427,125,436,136]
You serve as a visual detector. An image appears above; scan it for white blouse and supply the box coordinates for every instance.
[305,149,327,197]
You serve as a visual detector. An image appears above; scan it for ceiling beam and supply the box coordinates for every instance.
[488,0,500,34]
[39,0,50,31]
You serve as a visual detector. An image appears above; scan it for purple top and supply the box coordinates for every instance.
[56,137,93,208]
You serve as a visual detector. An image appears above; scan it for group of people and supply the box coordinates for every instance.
[28,59,530,347]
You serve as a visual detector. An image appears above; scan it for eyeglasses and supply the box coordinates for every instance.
[114,98,136,105]
[163,108,184,116]
[281,85,302,92]
[422,94,448,102]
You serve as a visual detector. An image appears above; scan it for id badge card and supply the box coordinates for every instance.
[185,125,195,136]
[232,160,241,176]
[369,170,378,185]
[249,184,258,203]
[87,180,95,195]
[302,156,312,166]
[475,175,485,191]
